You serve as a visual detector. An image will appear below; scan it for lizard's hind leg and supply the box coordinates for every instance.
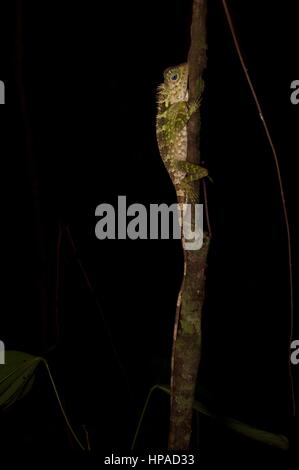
[174,161,208,183]
[174,162,208,203]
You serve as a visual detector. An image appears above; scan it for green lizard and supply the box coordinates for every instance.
[156,63,208,405]
[156,63,208,203]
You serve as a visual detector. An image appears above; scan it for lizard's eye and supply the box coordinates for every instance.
[171,73,178,81]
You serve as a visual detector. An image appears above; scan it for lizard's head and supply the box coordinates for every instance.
[157,63,188,107]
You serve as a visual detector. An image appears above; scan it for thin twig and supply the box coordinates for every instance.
[221,0,295,416]
[203,179,212,237]
[64,225,129,390]
[42,359,86,450]
[55,223,63,344]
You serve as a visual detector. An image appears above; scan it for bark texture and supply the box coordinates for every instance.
[168,0,209,450]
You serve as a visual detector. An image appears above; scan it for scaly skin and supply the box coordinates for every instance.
[156,63,208,203]
[156,64,208,404]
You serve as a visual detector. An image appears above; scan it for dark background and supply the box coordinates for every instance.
[0,0,298,464]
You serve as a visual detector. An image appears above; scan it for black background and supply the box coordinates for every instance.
[0,0,298,464]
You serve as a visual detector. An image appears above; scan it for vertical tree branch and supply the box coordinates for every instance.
[187,0,207,167]
[168,0,209,449]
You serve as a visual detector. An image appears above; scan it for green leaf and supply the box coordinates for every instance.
[131,384,289,451]
[0,351,42,410]
[0,351,86,450]
[192,398,289,450]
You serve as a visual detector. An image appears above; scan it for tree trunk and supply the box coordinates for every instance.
[168,0,210,449]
